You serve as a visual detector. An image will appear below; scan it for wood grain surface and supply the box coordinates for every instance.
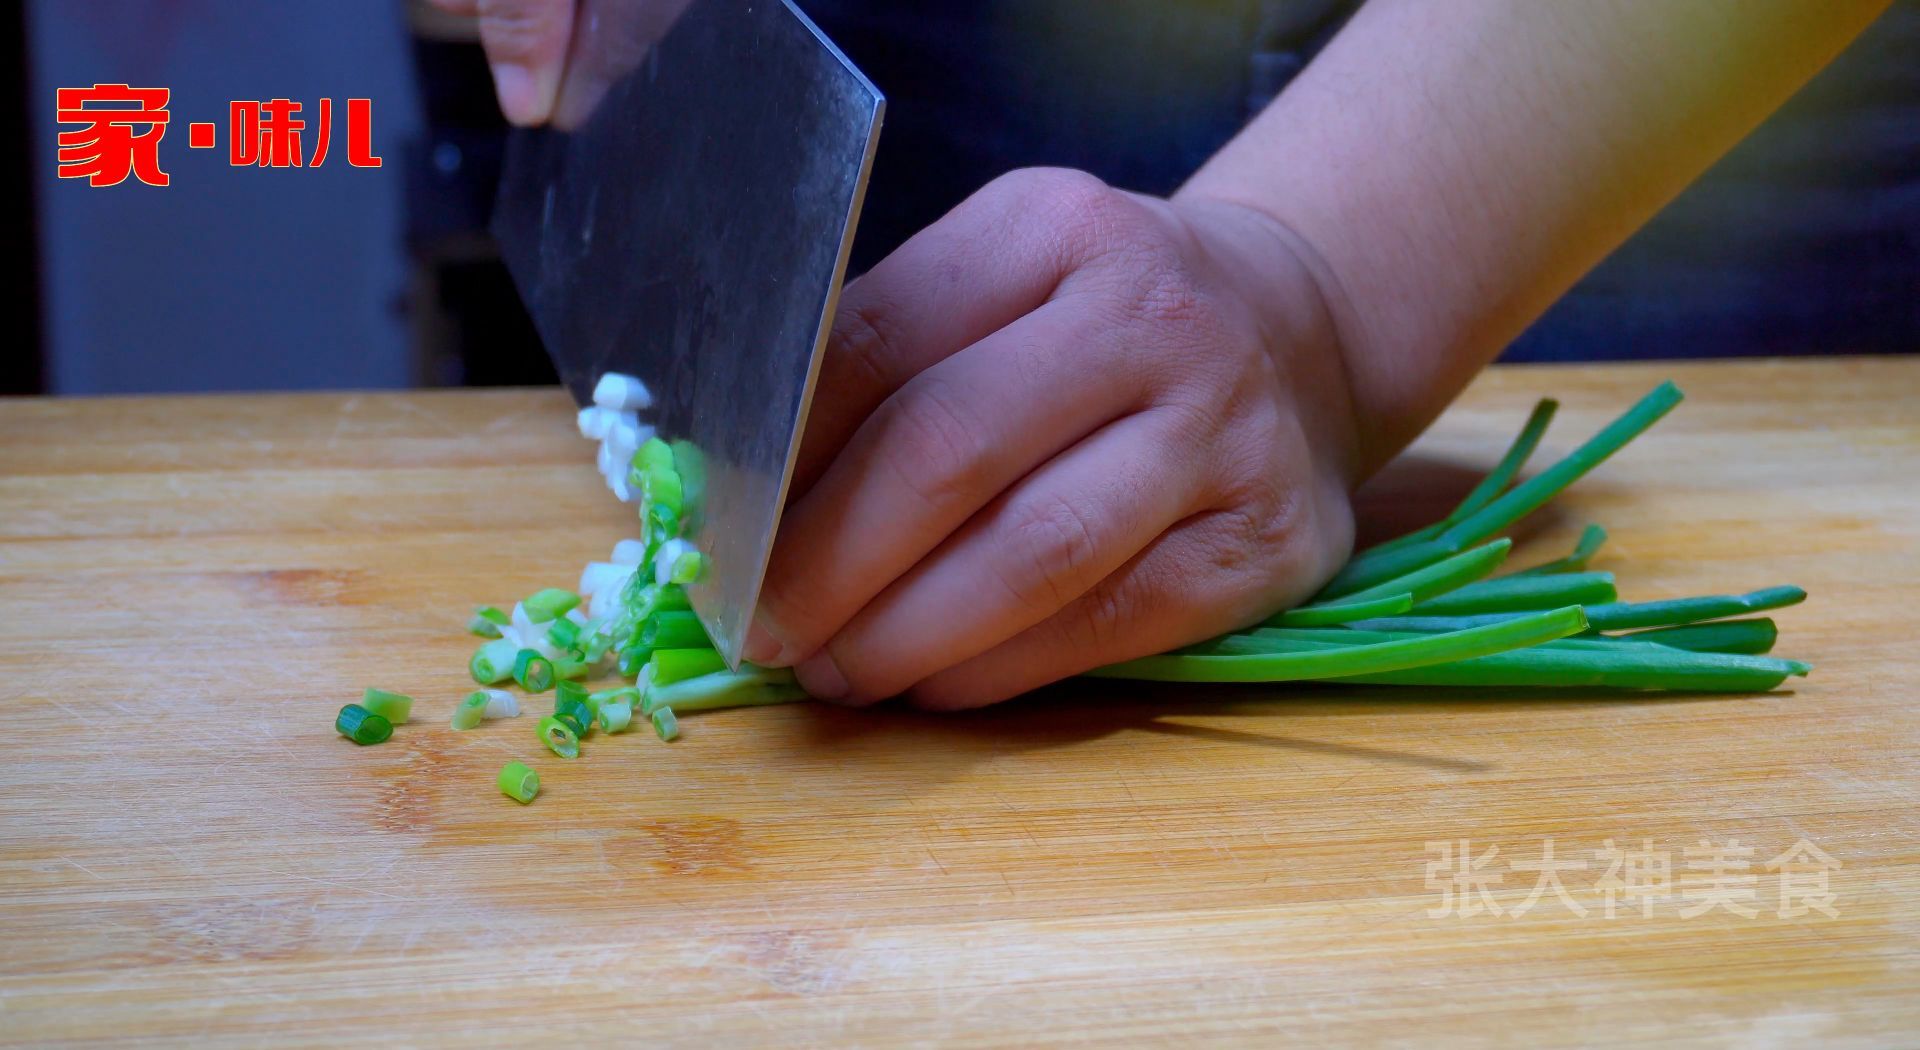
[0,358,1915,1047]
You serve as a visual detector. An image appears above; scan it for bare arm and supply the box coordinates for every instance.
[1181,0,1891,471]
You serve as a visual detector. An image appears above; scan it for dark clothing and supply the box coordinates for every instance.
[807,1,1919,360]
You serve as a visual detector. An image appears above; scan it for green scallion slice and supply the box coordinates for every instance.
[546,618,581,650]
[469,638,519,685]
[537,715,579,759]
[600,699,634,734]
[498,761,539,804]
[553,697,592,737]
[336,704,392,745]
[651,706,680,741]
[513,649,556,692]
[524,588,581,623]
[358,688,414,725]
[451,692,489,730]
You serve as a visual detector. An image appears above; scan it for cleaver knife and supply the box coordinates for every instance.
[492,0,884,667]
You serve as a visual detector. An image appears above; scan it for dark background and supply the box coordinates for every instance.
[10,1,1917,396]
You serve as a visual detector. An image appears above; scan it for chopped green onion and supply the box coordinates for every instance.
[1513,524,1609,577]
[552,697,592,738]
[599,699,634,733]
[642,666,809,714]
[649,647,727,686]
[475,605,510,626]
[513,649,556,692]
[335,704,392,745]
[668,550,706,585]
[1411,571,1617,617]
[590,685,639,708]
[451,692,489,730]
[524,588,581,623]
[546,618,581,650]
[555,679,589,710]
[498,761,540,804]
[651,706,680,741]
[359,688,414,725]
[647,502,681,541]
[640,610,710,650]
[637,436,675,472]
[477,688,519,719]
[550,656,591,681]
[470,638,519,685]
[537,715,579,759]
[467,614,503,638]
[1086,605,1589,683]
[618,645,653,677]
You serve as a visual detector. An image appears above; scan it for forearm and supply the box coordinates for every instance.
[1179,0,1889,471]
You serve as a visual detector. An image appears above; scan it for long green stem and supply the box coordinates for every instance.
[1411,571,1616,617]
[1358,397,1559,560]
[1513,524,1608,576]
[1085,605,1588,683]
[1211,630,1806,691]
[1613,618,1779,655]
[1266,592,1414,628]
[642,666,809,714]
[1319,383,1682,600]
[1331,538,1513,607]
[1353,586,1804,634]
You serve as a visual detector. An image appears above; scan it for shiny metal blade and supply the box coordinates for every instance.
[493,0,883,667]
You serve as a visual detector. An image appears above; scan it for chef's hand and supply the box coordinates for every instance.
[744,169,1365,708]
[426,0,690,127]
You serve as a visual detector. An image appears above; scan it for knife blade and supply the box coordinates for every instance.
[492,0,884,667]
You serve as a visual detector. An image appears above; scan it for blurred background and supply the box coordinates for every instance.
[9,1,1916,396]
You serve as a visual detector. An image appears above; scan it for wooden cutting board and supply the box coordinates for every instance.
[1,358,1915,1046]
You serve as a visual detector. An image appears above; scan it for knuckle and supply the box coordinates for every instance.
[872,377,992,516]
[994,495,1104,615]
[992,167,1131,257]
[1068,577,1134,652]
[476,0,568,59]
[828,297,907,395]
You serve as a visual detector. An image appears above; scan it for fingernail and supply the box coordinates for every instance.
[489,63,543,126]
[743,617,784,666]
[794,650,851,703]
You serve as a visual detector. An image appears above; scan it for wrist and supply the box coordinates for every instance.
[1166,190,1376,487]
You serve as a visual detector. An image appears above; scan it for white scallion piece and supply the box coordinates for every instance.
[607,414,644,450]
[611,539,646,565]
[594,373,653,412]
[479,689,520,719]
[654,538,695,587]
[577,406,620,440]
[609,472,634,503]
[579,561,634,597]
[588,577,630,620]
[565,606,590,626]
